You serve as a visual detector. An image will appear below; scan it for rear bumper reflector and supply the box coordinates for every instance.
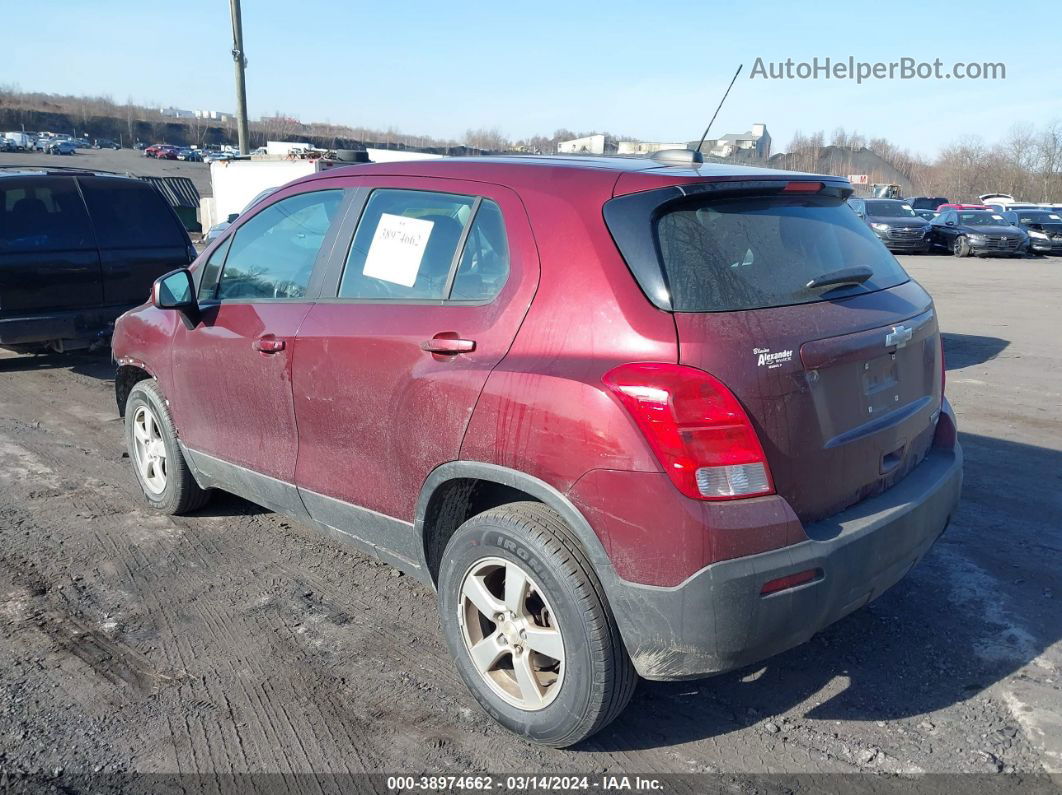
[760,568,822,596]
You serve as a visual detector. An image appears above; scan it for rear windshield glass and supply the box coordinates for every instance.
[655,195,908,312]
[78,178,187,249]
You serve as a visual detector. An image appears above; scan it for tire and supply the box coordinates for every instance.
[125,380,209,515]
[953,236,970,257]
[438,502,636,747]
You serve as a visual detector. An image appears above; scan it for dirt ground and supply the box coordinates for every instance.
[0,148,212,197]
[0,255,1059,790]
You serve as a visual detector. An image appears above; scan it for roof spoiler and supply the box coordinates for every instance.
[650,149,704,166]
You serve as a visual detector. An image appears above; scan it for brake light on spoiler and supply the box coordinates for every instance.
[783,181,825,193]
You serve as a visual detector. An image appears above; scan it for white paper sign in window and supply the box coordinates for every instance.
[362,213,435,287]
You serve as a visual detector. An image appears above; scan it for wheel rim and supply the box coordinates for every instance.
[131,405,168,495]
[954,237,963,254]
[458,556,565,711]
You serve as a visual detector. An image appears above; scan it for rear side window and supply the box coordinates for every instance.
[0,177,94,253]
[216,190,342,300]
[78,178,186,248]
[451,200,509,301]
[652,195,908,312]
[340,189,475,300]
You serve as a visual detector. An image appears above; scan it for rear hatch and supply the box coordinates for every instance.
[607,180,944,523]
[77,176,194,306]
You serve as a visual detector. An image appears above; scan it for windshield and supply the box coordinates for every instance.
[959,212,1009,226]
[652,194,908,312]
[866,201,918,218]
[1017,212,1061,224]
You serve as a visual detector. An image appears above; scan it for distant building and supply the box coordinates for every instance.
[160,107,195,119]
[694,122,771,159]
[617,140,687,156]
[558,134,606,155]
[195,110,232,123]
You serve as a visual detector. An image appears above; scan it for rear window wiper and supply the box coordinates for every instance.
[805,265,874,290]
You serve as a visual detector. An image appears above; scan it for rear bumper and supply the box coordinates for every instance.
[0,304,133,346]
[608,442,963,680]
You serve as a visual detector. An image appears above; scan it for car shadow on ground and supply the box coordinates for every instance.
[0,350,113,380]
[587,431,1061,752]
[187,490,271,518]
[942,333,1010,370]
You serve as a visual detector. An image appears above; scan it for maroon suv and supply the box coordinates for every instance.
[112,154,962,747]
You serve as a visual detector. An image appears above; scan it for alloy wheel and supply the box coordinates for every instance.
[131,405,168,495]
[458,556,565,711]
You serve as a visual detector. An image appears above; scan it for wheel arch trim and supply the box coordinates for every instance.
[414,461,614,580]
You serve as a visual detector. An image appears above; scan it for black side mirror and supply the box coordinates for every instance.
[226,213,239,223]
[152,269,198,321]
[945,221,955,226]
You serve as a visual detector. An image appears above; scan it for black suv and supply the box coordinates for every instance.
[0,169,194,353]
[907,196,949,212]
[848,197,932,252]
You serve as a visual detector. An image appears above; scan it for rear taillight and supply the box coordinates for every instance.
[939,336,946,401]
[603,363,774,500]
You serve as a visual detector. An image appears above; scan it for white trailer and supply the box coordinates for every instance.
[3,132,35,151]
[202,149,447,231]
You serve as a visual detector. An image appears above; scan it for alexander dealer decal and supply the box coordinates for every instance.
[754,347,793,368]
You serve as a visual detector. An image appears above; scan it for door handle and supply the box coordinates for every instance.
[253,336,286,353]
[420,335,476,355]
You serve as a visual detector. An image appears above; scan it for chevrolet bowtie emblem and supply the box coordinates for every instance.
[886,325,913,349]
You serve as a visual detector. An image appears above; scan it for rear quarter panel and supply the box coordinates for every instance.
[459,170,677,534]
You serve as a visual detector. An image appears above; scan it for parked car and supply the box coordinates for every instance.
[94,138,121,150]
[143,144,162,158]
[44,140,78,156]
[0,170,195,353]
[847,197,932,252]
[112,156,961,747]
[906,196,950,211]
[203,151,234,164]
[979,193,1014,206]
[984,202,1040,215]
[203,186,278,243]
[155,145,179,160]
[936,203,989,211]
[176,148,203,162]
[929,208,1029,257]
[1003,209,1062,255]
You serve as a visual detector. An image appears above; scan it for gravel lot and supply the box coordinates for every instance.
[0,254,1059,790]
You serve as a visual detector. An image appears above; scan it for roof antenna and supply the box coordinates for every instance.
[695,64,744,158]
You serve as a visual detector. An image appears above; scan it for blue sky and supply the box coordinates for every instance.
[3,0,1060,157]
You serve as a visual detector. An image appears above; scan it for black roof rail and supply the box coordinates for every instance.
[0,164,134,178]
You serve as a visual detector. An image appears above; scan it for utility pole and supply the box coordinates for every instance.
[229,0,250,155]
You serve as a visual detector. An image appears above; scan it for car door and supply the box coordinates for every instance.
[77,176,194,307]
[291,177,539,549]
[168,185,349,491]
[932,210,957,247]
[0,176,102,315]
